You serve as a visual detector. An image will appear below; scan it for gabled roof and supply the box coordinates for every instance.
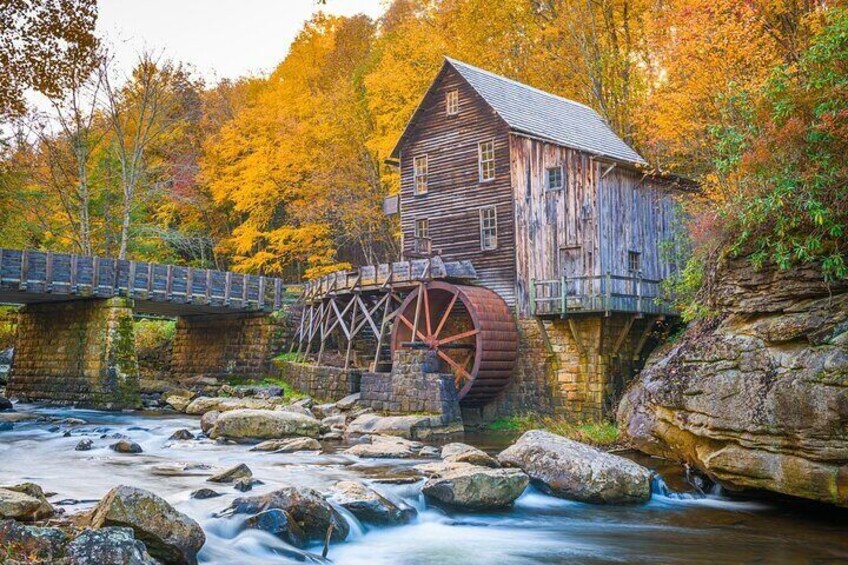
[391,58,647,167]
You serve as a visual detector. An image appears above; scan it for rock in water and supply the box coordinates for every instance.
[342,435,422,459]
[65,527,158,565]
[0,484,54,520]
[335,393,361,411]
[224,487,349,543]
[498,430,652,504]
[87,485,205,565]
[0,519,68,561]
[420,463,528,509]
[233,477,254,492]
[75,438,94,451]
[169,429,195,441]
[242,509,306,548]
[110,439,143,454]
[618,258,848,508]
[250,437,322,453]
[185,396,283,415]
[190,488,222,500]
[0,396,12,411]
[210,409,319,440]
[441,443,500,467]
[207,463,253,483]
[329,480,415,525]
[200,410,219,435]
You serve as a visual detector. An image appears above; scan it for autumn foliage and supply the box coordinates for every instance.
[1,0,846,285]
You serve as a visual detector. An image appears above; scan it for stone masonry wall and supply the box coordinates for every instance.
[360,350,462,422]
[275,361,361,402]
[6,298,140,409]
[170,312,282,387]
[469,314,654,425]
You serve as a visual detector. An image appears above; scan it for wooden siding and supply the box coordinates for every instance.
[511,136,598,317]
[596,167,680,292]
[510,135,681,317]
[398,66,517,305]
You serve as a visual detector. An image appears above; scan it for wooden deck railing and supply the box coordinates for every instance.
[0,248,296,312]
[531,272,676,317]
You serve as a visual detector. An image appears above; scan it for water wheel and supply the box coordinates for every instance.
[390,281,518,406]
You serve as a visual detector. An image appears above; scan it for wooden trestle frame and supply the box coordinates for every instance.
[292,257,477,371]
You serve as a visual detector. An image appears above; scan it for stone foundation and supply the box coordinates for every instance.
[170,312,283,386]
[275,361,361,402]
[6,298,140,409]
[468,314,660,424]
[360,350,461,422]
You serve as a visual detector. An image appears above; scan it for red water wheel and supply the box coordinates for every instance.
[390,281,518,406]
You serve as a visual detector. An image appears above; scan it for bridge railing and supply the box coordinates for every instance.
[0,248,295,312]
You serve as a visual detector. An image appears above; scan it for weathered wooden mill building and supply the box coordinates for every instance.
[294,58,688,423]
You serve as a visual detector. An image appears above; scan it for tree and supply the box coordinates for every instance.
[0,0,99,118]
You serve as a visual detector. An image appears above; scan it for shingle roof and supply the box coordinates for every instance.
[391,58,647,166]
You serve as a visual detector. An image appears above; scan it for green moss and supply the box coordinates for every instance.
[273,351,307,363]
[487,414,620,448]
[225,375,307,401]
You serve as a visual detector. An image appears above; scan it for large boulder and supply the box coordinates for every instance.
[329,481,415,525]
[87,485,205,565]
[242,509,306,548]
[224,487,349,543]
[210,409,319,440]
[250,437,321,453]
[0,519,68,561]
[163,390,195,412]
[0,484,54,520]
[498,430,652,504]
[207,463,252,483]
[343,435,422,459]
[185,396,283,415]
[200,410,219,435]
[346,413,463,441]
[419,462,528,509]
[441,443,499,468]
[618,258,848,508]
[65,527,158,565]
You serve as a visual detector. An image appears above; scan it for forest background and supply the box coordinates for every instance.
[1,0,846,317]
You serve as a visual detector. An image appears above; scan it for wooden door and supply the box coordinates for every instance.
[559,246,582,296]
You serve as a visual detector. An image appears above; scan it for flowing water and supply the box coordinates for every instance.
[2,404,847,564]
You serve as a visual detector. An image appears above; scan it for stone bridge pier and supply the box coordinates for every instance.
[6,298,140,409]
[6,301,284,409]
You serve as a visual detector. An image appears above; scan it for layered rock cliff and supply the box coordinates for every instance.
[618,258,848,506]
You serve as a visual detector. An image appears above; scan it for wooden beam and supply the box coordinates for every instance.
[567,318,587,357]
[611,315,636,359]
[633,315,664,360]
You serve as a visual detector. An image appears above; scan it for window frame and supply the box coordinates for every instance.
[413,154,428,195]
[414,217,430,254]
[628,250,641,273]
[479,206,498,251]
[478,140,496,183]
[546,166,564,191]
[446,89,459,116]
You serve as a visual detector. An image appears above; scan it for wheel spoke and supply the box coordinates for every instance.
[433,291,458,340]
[437,349,472,383]
[436,328,479,347]
[398,313,428,342]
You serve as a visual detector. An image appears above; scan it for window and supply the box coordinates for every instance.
[413,155,428,195]
[414,218,430,254]
[478,140,495,182]
[628,251,641,272]
[480,206,498,250]
[546,166,563,191]
[446,89,459,116]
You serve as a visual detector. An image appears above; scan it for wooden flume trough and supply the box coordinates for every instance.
[293,257,519,406]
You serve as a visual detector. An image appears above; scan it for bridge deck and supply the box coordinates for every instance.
[0,248,294,316]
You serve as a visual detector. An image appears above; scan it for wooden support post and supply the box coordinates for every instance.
[316,300,332,365]
[242,274,249,306]
[605,271,612,317]
[146,263,154,296]
[633,316,663,360]
[186,267,194,303]
[70,254,78,292]
[371,293,393,372]
[611,315,636,359]
[19,250,29,291]
[560,276,566,317]
[567,318,587,358]
[205,269,212,303]
[45,252,54,292]
[292,302,307,354]
[91,256,99,292]
[165,265,173,300]
[258,276,266,309]
[274,279,282,310]
[224,272,232,306]
[411,282,424,344]
[127,261,136,297]
[344,295,359,370]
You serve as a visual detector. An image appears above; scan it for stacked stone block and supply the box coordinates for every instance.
[360,350,462,423]
[275,361,360,401]
[169,312,281,386]
[6,298,140,409]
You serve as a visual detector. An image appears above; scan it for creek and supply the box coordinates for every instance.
[1,404,847,564]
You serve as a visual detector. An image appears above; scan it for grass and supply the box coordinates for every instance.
[488,414,620,448]
[273,351,307,363]
[225,375,307,401]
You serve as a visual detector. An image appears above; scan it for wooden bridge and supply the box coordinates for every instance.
[1,248,294,410]
[0,248,292,316]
